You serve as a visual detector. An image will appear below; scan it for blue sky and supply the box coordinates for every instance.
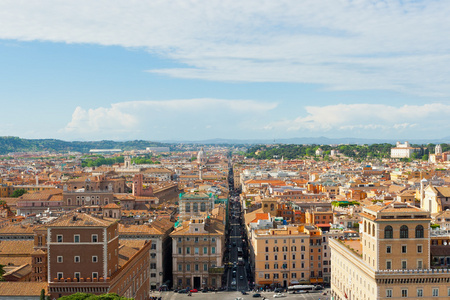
[1,0,450,141]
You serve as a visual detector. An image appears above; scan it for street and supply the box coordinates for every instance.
[150,289,332,300]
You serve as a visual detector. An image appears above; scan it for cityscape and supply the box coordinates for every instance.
[1,1,450,300]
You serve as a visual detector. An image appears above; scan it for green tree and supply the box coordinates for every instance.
[40,289,46,300]
[11,189,27,198]
[0,264,5,281]
[58,293,131,300]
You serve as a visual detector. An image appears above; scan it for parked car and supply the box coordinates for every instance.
[189,289,198,293]
[252,293,262,298]
[178,289,188,294]
[273,293,286,298]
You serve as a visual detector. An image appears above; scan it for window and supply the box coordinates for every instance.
[74,235,80,243]
[92,272,98,279]
[57,272,63,280]
[402,245,407,253]
[57,235,63,243]
[265,247,269,252]
[384,226,393,239]
[92,256,98,263]
[265,255,269,261]
[274,273,279,279]
[194,247,199,255]
[417,288,423,297]
[417,260,423,269]
[386,246,391,254]
[417,245,423,253]
[195,264,199,271]
[386,260,392,270]
[178,247,182,254]
[265,240,268,244]
[386,289,392,298]
[401,289,408,297]
[74,272,80,281]
[432,288,439,297]
[400,225,409,238]
[264,274,270,279]
[401,260,407,269]
[57,256,63,263]
[74,256,80,263]
[203,263,208,271]
[203,247,207,254]
[274,263,278,269]
[265,263,269,269]
[292,272,296,278]
[186,264,191,271]
[416,225,424,238]
[186,247,190,254]
[92,234,98,243]
[178,264,182,271]
[211,247,216,254]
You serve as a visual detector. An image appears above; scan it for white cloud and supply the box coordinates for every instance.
[60,98,277,140]
[1,1,450,95]
[267,103,450,138]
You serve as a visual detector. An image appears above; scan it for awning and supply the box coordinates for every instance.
[290,280,299,284]
[316,224,331,227]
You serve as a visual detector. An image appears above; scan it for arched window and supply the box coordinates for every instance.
[200,202,206,212]
[415,225,424,238]
[368,224,371,235]
[185,203,190,213]
[372,224,375,237]
[193,203,198,212]
[270,204,275,210]
[364,221,367,233]
[400,225,409,239]
[384,226,393,239]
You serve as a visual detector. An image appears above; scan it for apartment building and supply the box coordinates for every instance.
[30,213,153,299]
[331,202,450,300]
[118,219,174,290]
[251,226,311,288]
[170,216,225,289]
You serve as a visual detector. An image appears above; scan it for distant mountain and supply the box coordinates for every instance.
[0,136,167,155]
[162,136,450,145]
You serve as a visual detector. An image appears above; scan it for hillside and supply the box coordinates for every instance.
[0,136,167,155]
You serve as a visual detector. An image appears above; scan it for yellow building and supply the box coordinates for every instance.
[251,226,311,288]
[331,202,450,300]
[170,216,225,289]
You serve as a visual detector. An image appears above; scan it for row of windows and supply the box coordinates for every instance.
[384,225,424,239]
[385,259,423,270]
[177,237,216,242]
[177,246,216,254]
[57,272,98,280]
[265,246,306,252]
[56,234,98,243]
[264,238,315,244]
[386,287,450,297]
[177,263,215,272]
[57,255,98,263]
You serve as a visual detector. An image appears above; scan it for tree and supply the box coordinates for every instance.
[422,154,429,161]
[0,264,5,281]
[58,293,132,300]
[40,289,46,300]
[11,189,27,198]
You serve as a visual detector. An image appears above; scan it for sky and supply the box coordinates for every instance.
[1,0,450,142]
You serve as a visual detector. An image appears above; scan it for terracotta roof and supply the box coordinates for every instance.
[47,213,115,227]
[0,240,34,255]
[0,282,48,296]
[103,203,121,209]
[119,224,164,235]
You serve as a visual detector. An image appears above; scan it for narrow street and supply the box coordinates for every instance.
[225,166,250,292]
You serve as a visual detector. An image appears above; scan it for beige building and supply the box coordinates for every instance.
[170,216,225,289]
[251,226,311,287]
[331,201,450,300]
